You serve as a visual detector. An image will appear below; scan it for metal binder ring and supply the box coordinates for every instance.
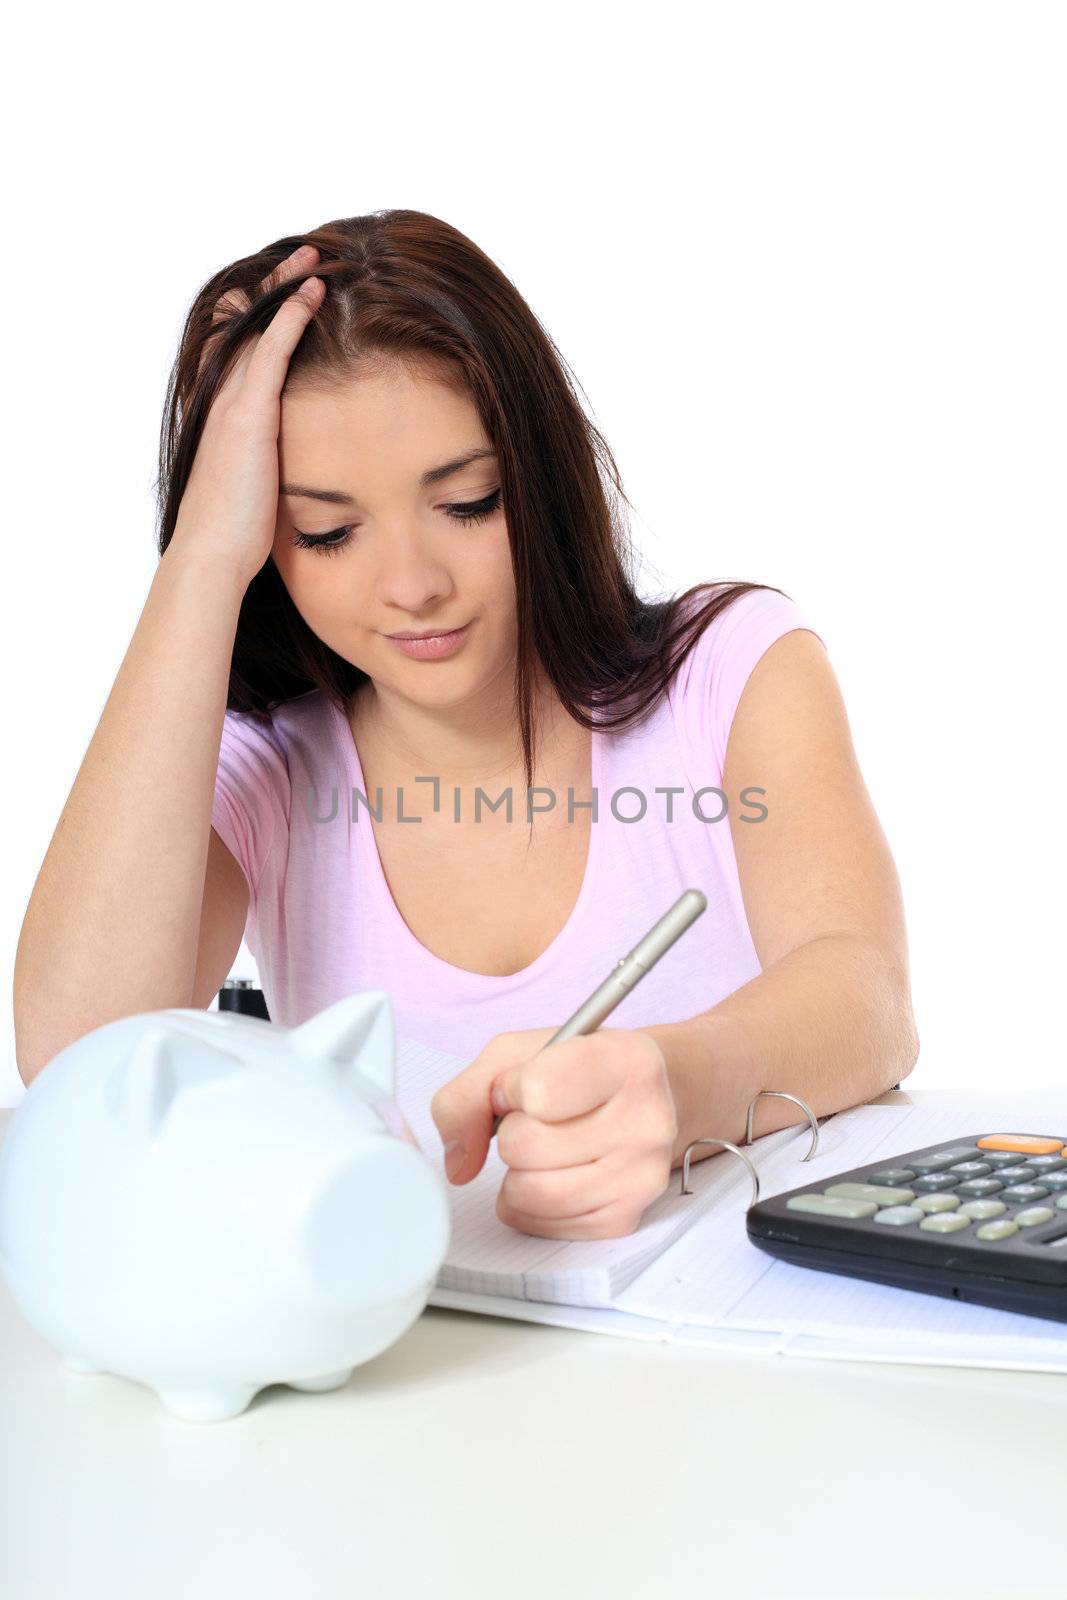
[744,1090,820,1161]
[679,1139,760,1203]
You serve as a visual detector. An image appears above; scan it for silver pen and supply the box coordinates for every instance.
[489,888,708,1138]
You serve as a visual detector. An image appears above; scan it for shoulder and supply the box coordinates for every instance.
[215,691,337,821]
[217,706,290,798]
[213,692,334,897]
[719,605,914,1006]
[220,688,333,769]
[669,582,828,776]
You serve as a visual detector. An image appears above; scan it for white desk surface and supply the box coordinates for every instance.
[2,1091,1066,1600]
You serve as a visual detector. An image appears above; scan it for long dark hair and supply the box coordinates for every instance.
[155,208,788,797]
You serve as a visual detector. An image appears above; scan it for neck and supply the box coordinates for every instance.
[350,667,580,789]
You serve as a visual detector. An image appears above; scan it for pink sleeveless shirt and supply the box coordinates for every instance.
[211,584,824,1069]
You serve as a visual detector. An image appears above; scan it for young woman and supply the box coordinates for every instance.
[13,210,919,1240]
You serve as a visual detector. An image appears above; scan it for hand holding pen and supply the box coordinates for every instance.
[429,890,707,1242]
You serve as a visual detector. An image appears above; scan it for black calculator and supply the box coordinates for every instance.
[746,1132,1067,1324]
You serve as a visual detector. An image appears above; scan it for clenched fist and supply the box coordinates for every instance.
[430,1027,679,1240]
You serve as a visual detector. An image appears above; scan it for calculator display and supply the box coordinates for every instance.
[746,1132,1067,1323]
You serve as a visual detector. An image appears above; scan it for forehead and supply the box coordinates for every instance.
[280,361,484,455]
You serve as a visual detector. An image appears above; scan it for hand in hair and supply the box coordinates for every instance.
[167,244,326,590]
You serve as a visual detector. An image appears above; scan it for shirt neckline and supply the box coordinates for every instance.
[325,695,605,991]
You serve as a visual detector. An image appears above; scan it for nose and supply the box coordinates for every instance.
[374,525,455,618]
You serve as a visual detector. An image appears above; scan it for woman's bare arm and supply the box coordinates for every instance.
[13,550,249,1084]
[645,627,920,1165]
[14,242,326,1086]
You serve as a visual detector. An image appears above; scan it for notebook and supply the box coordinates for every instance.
[396,1037,1067,1374]
[394,1035,821,1306]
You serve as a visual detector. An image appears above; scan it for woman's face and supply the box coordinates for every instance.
[271,360,517,710]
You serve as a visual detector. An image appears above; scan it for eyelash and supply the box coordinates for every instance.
[292,487,503,556]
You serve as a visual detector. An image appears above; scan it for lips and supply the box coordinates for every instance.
[388,627,466,640]
[385,622,472,660]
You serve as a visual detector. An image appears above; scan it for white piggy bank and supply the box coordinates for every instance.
[0,991,451,1422]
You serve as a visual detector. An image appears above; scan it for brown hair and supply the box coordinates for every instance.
[155,208,788,801]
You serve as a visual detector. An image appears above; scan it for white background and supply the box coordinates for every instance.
[3,1,1064,1107]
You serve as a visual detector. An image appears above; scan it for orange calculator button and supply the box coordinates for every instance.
[976,1134,1065,1156]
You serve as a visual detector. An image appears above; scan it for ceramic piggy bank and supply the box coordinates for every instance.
[0,991,451,1422]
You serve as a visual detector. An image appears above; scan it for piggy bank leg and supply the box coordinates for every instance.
[155,1382,261,1423]
[61,1353,107,1375]
[287,1367,354,1394]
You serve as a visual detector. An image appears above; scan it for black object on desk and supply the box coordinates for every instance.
[217,978,271,1021]
[747,1130,1067,1324]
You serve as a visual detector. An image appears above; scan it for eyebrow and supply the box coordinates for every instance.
[280,447,498,506]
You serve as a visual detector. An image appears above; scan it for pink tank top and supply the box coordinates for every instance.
[212,584,824,1070]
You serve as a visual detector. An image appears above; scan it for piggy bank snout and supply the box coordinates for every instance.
[300,1139,450,1308]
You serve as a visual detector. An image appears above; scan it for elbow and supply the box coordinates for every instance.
[13,1000,39,1089]
[846,935,920,1092]
[14,1046,40,1091]
[14,1000,75,1090]
[854,935,919,1093]
[887,990,920,1091]
[14,986,53,1090]
[13,949,53,1089]
[13,1026,49,1090]
[897,1020,920,1086]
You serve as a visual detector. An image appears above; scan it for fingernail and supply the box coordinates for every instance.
[444,1139,466,1180]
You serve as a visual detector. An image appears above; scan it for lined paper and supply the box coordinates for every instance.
[419,1082,1067,1374]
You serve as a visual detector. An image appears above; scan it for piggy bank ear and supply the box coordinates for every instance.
[288,991,396,1098]
[105,1024,239,1140]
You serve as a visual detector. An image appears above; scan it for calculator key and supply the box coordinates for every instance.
[1027,1155,1067,1173]
[1000,1183,1050,1205]
[977,1134,1064,1157]
[1041,1173,1067,1192]
[786,1194,880,1219]
[1014,1206,1055,1227]
[868,1169,917,1186]
[959,1200,1007,1220]
[913,1194,961,1214]
[975,1150,1033,1169]
[1058,1196,1067,1210]
[919,1213,971,1234]
[909,1153,968,1174]
[948,1161,993,1179]
[932,1146,984,1163]
[873,1205,924,1226]
[913,1174,961,1192]
[825,1182,915,1205]
[995,1166,1037,1185]
[976,1220,1020,1241]
[956,1179,1004,1198]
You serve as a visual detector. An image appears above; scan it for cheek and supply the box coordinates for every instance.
[271,546,348,627]
[470,525,515,595]
[271,529,326,588]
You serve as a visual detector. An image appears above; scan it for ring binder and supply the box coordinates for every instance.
[680,1139,760,1201]
[679,1089,820,1200]
[745,1090,820,1159]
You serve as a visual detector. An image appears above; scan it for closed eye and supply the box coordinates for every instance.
[292,487,503,556]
